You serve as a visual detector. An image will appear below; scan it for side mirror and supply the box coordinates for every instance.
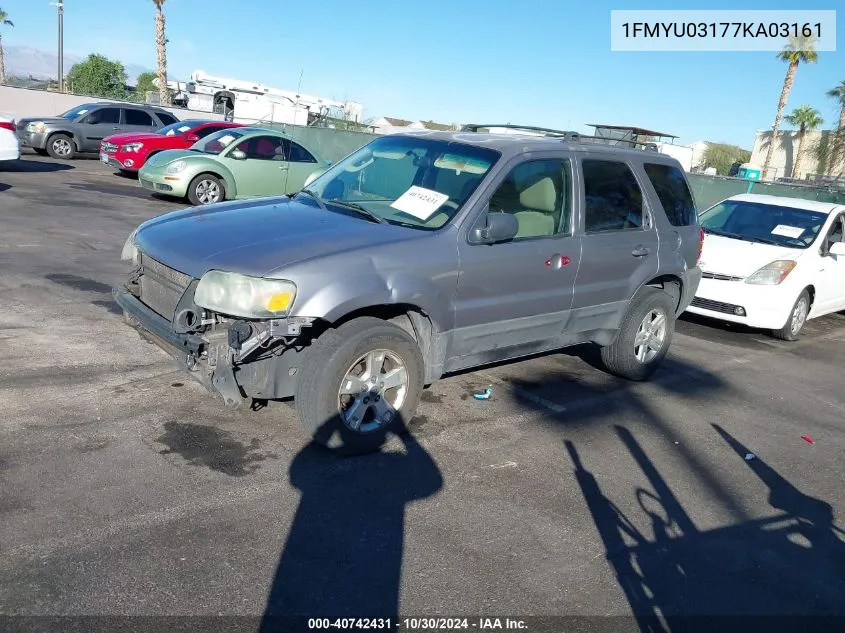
[829,242,845,257]
[87,116,100,125]
[183,133,199,143]
[230,149,247,160]
[471,210,519,244]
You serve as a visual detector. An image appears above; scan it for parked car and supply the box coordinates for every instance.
[687,193,845,340]
[15,102,179,160]
[0,114,20,163]
[100,119,246,176]
[115,127,703,455]
[136,127,329,205]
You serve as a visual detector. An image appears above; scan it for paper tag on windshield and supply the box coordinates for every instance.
[390,186,450,220]
[771,225,804,239]
[218,134,235,146]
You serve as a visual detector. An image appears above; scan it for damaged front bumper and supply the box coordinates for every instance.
[114,288,314,407]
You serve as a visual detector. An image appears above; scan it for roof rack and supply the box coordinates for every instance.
[459,123,660,152]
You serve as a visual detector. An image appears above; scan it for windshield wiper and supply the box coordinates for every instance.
[298,188,328,212]
[328,200,385,224]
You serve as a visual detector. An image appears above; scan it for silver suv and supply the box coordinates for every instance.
[116,126,703,455]
[16,102,179,160]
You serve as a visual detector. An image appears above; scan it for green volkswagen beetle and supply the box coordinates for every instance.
[137,127,330,206]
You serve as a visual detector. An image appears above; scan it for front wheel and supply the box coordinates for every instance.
[294,317,425,456]
[600,287,676,381]
[771,289,810,341]
[187,174,225,206]
[46,134,76,160]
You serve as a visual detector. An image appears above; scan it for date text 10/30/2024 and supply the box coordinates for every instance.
[307,617,529,630]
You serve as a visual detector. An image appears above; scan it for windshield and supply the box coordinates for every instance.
[700,199,829,249]
[157,120,204,136]
[58,104,95,120]
[298,135,501,230]
[190,128,246,154]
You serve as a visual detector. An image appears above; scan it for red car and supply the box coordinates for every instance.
[99,119,246,174]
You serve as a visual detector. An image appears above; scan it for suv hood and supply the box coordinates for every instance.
[134,197,424,279]
[16,117,68,127]
[699,233,806,277]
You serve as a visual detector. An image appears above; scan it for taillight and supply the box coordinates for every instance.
[0,121,15,132]
[697,227,705,263]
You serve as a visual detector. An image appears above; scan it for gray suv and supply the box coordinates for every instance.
[16,102,179,160]
[115,126,703,455]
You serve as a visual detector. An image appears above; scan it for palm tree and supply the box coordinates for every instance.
[761,36,819,180]
[828,80,845,130]
[0,8,13,85]
[153,0,170,105]
[785,105,824,179]
[824,80,845,176]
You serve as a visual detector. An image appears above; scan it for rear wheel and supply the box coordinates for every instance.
[187,174,225,205]
[771,289,810,341]
[294,317,425,456]
[46,134,76,160]
[600,287,675,381]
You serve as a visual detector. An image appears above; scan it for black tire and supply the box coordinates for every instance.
[33,148,49,156]
[600,287,676,381]
[118,169,136,179]
[295,317,425,456]
[45,133,76,160]
[771,289,810,341]
[187,173,225,206]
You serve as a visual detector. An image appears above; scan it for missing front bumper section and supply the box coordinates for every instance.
[114,288,313,403]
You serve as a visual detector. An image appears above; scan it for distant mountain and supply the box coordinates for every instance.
[4,45,152,86]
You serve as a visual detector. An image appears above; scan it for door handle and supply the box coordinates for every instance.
[632,246,650,257]
[278,165,289,171]
[112,126,120,130]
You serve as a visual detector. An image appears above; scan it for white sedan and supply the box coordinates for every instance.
[686,193,845,340]
[0,113,20,162]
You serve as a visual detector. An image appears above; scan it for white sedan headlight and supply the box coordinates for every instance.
[166,159,187,174]
[121,228,139,264]
[745,260,797,285]
[194,271,297,318]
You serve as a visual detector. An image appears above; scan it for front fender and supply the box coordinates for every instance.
[292,271,455,333]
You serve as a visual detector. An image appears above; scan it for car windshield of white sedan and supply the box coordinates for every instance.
[700,200,829,249]
[299,135,500,230]
[191,129,246,155]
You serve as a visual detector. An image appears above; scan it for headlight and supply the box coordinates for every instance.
[121,228,139,264]
[121,142,144,153]
[27,121,46,133]
[194,271,297,318]
[166,160,187,174]
[745,260,797,285]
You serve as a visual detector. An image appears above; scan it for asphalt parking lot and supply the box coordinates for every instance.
[1,152,845,631]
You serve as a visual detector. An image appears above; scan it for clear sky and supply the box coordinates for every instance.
[2,0,843,148]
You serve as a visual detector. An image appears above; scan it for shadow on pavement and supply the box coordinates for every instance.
[0,183,9,192]
[0,158,75,173]
[260,415,443,633]
[45,273,122,316]
[565,425,845,632]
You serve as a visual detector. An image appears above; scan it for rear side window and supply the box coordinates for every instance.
[288,141,317,163]
[582,159,644,233]
[156,112,178,126]
[125,109,154,126]
[644,163,697,226]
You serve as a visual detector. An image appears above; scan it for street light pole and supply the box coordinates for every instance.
[57,0,64,92]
